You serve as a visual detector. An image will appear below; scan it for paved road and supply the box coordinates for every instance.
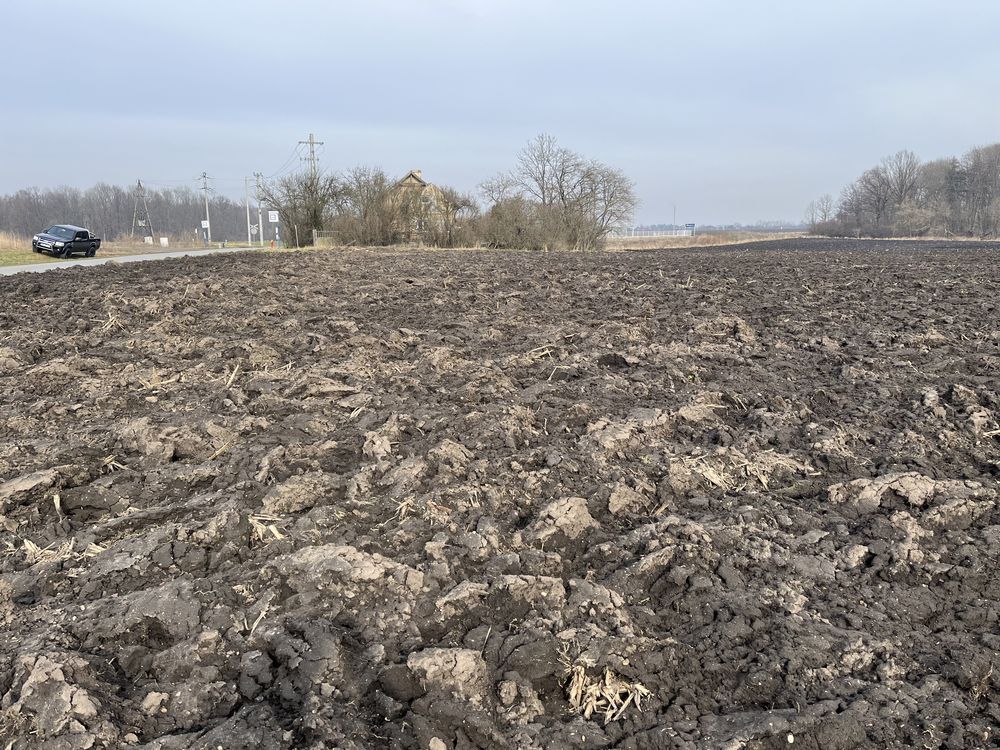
[0,245,263,276]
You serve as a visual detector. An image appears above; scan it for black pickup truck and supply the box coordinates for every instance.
[32,225,102,258]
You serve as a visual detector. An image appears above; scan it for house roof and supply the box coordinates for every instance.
[397,170,427,187]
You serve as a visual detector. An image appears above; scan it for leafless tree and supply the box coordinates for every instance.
[881,150,921,208]
[480,197,547,250]
[258,170,341,246]
[962,144,1000,237]
[816,194,835,223]
[835,182,866,236]
[429,186,479,247]
[480,134,637,250]
[857,166,893,233]
[479,173,518,204]
[327,166,402,246]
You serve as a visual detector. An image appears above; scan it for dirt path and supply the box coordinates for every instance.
[0,239,997,749]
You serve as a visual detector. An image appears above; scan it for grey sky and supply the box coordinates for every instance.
[4,0,999,225]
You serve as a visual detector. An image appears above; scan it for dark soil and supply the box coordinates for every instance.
[0,238,998,749]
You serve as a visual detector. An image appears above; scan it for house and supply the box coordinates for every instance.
[391,170,454,243]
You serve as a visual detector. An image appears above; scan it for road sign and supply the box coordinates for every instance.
[251,224,259,236]
[268,211,279,224]
[201,220,210,229]
[685,223,696,229]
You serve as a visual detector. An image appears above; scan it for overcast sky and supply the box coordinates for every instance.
[3,0,999,224]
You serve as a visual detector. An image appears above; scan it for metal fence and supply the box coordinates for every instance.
[609,227,695,238]
[312,230,344,247]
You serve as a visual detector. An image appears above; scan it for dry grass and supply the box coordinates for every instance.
[606,231,804,251]
[0,230,27,250]
[0,231,59,267]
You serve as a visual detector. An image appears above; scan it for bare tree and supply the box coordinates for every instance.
[430,186,479,247]
[257,170,341,247]
[882,150,921,209]
[836,182,866,236]
[571,162,637,249]
[514,133,564,206]
[816,194,835,223]
[327,166,402,246]
[962,144,1000,237]
[858,166,893,233]
[481,134,637,250]
[479,173,518,204]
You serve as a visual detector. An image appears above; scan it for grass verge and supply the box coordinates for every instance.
[606,231,805,251]
[0,249,61,267]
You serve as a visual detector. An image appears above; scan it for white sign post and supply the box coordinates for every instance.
[268,211,279,224]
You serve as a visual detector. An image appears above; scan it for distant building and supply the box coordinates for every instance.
[391,170,454,243]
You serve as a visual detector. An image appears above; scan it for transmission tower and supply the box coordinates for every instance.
[130,179,155,239]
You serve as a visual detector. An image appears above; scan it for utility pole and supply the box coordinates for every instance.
[298,133,324,180]
[244,176,252,246]
[254,172,264,247]
[199,172,212,243]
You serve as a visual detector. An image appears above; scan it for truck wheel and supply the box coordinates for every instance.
[87,245,96,257]
[61,246,72,258]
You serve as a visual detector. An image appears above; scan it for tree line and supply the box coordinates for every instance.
[0,135,637,251]
[0,183,250,243]
[251,134,637,251]
[809,143,1000,238]
[263,135,637,250]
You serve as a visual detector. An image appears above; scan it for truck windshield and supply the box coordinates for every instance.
[44,226,76,240]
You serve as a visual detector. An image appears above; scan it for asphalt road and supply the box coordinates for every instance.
[0,245,262,276]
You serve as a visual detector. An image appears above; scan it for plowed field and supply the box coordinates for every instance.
[0,239,998,749]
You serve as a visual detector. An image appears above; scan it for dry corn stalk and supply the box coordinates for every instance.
[99,312,125,332]
[23,539,75,565]
[209,440,237,461]
[249,514,286,545]
[225,363,241,388]
[83,542,107,558]
[101,455,127,473]
[564,664,652,724]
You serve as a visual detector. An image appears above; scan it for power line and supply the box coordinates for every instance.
[267,145,303,179]
[298,133,324,180]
